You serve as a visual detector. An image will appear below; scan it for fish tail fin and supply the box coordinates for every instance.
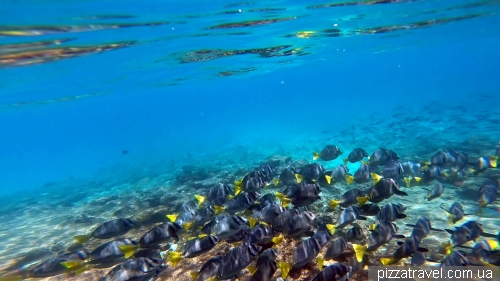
[329,199,340,209]
[370,173,382,184]
[183,222,193,231]
[316,257,325,269]
[343,158,348,166]
[280,197,291,208]
[272,234,284,244]
[166,214,178,222]
[235,184,242,195]
[194,194,205,206]
[380,257,394,266]
[73,235,90,244]
[325,175,332,185]
[168,252,183,266]
[214,205,224,215]
[326,224,336,235]
[248,265,257,275]
[190,272,200,281]
[60,260,85,269]
[345,175,354,185]
[404,177,411,187]
[278,262,292,279]
[356,196,369,206]
[414,176,421,182]
[352,244,367,262]
[119,245,138,258]
[71,264,89,275]
[273,178,279,186]
[312,152,320,160]
[295,174,303,183]
[248,217,257,228]
[489,156,498,168]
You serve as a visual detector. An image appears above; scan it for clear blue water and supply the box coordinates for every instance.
[1,0,500,279]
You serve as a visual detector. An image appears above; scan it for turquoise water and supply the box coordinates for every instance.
[1,0,500,280]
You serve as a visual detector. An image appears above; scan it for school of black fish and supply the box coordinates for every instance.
[0,144,499,281]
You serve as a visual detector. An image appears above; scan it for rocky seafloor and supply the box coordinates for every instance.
[1,144,499,281]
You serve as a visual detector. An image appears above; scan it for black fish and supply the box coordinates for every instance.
[369,148,399,166]
[100,257,166,281]
[192,256,223,281]
[225,191,260,213]
[249,248,278,281]
[184,235,219,258]
[284,211,316,238]
[344,148,368,164]
[346,164,371,185]
[330,188,366,209]
[376,203,407,222]
[28,250,90,278]
[218,242,261,279]
[311,263,351,281]
[286,182,321,207]
[313,145,342,161]
[381,236,428,265]
[297,163,326,182]
[278,167,300,185]
[139,222,182,248]
[357,178,408,204]
[325,237,348,259]
[207,184,233,206]
[345,225,363,241]
[292,236,322,268]
[337,206,367,229]
[74,218,137,243]
[259,204,285,224]
[424,183,444,201]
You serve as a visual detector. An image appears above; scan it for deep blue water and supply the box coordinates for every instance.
[1,0,499,197]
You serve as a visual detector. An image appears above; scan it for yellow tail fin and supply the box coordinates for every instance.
[352,244,366,262]
[248,265,257,275]
[248,217,257,228]
[168,252,183,266]
[316,257,325,269]
[190,272,200,281]
[273,178,279,186]
[414,176,421,182]
[313,152,320,160]
[490,156,498,168]
[194,195,205,206]
[183,222,193,231]
[119,245,138,258]
[214,205,224,215]
[272,234,284,244]
[329,199,340,209]
[278,262,292,279]
[295,174,303,183]
[380,257,394,266]
[235,185,242,195]
[370,173,382,184]
[326,224,336,235]
[166,214,178,222]
[73,235,90,244]
[356,196,369,206]
[404,177,411,187]
[324,175,332,185]
[60,260,85,269]
[345,175,354,185]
